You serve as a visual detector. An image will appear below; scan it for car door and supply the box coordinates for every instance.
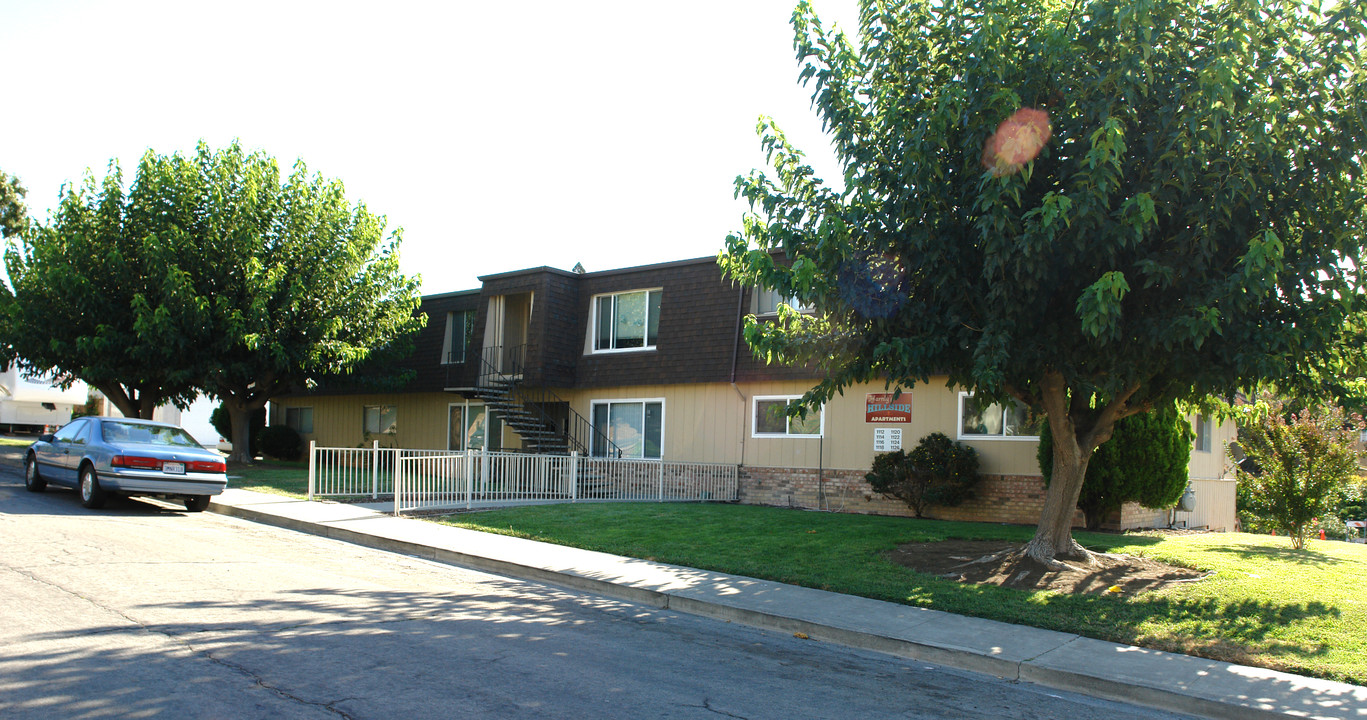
[38,418,89,486]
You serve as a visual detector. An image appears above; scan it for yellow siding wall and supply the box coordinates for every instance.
[1189,415,1237,479]
[272,393,521,452]
[559,377,1042,475]
[275,380,1234,481]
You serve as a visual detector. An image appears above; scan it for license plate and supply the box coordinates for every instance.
[162,461,186,475]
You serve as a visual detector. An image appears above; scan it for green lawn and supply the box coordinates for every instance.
[227,460,312,497]
[0,436,38,447]
[432,503,1367,686]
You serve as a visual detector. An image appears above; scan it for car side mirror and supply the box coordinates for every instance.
[39,434,55,443]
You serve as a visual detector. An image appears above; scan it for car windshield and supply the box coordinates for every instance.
[100,422,200,448]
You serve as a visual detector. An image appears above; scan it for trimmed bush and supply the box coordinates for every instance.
[256,425,303,461]
[866,432,981,518]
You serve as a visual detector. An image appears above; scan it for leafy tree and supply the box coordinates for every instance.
[0,170,26,239]
[3,162,208,416]
[720,0,1367,564]
[3,142,424,461]
[1235,401,1361,549]
[1038,406,1193,530]
[865,432,981,518]
[139,143,424,463]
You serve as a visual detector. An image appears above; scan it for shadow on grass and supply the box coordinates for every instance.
[1202,543,1338,566]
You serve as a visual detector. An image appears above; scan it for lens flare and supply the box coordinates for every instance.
[982,107,1052,177]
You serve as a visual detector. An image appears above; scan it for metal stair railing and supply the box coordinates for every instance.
[474,344,622,457]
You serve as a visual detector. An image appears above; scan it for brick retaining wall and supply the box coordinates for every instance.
[738,465,1110,528]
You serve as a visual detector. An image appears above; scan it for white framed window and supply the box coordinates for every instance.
[591,398,663,458]
[285,407,313,434]
[447,402,501,451]
[957,392,1041,440]
[752,396,823,438]
[363,405,397,435]
[1194,414,1212,452]
[755,287,812,315]
[592,289,662,352]
[441,309,477,364]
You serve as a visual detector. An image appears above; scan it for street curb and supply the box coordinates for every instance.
[208,498,1365,720]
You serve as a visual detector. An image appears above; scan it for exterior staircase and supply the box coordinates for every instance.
[471,345,620,457]
[471,376,573,455]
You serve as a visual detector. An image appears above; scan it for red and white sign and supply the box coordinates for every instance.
[865,393,912,423]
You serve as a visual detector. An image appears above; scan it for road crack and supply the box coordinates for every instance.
[677,698,749,719]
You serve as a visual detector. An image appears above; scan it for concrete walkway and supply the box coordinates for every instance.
[207,489,1366,720]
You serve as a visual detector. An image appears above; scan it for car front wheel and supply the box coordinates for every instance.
[79,466,107,509]
[24,455,46,493]
[182,495,210,512]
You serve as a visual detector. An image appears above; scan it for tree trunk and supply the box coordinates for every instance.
[226,399,256,465]
[1023,373,1140,564]
[95,383,157,419]
[222,390,274,464]
[1025,423,1093,563]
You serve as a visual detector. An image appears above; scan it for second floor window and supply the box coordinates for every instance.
[1194,414,1212,452]
[755,287,812,315]
[594,289,661,352]
[442,309,477,364]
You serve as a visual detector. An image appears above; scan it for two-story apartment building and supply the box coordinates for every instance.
[273,255,1237,530]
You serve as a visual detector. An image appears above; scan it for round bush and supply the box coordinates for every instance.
[256,425,303,461]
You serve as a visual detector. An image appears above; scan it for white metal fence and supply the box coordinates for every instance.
[307,442,739,514]
[307,442,454,500]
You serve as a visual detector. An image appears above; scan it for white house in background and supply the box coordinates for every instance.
[0,368,88,431]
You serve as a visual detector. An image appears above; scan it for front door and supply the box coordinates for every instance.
[485,293,532,374]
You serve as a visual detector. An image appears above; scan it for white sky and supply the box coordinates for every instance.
[1,0,860,294]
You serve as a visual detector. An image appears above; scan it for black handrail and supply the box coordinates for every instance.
[474,344,622,457]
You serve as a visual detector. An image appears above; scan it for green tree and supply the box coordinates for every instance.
[1235,401,1361,549]
[720,0,1367,564]
[0,170,26,239]
[3,162,207,416]
[141,144,424,463]
[1038,406,1193,530]
[3,142,424,461]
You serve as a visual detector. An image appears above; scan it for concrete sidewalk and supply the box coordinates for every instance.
[207,489,1366,720]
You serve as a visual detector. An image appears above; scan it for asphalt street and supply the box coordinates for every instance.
[0,454,1194,720]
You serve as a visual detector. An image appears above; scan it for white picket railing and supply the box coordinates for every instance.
[297,445,737,514]
[307,441,452,500]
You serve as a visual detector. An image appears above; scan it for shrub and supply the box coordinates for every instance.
[1038,405,1193,530]
[1236,401,1362,549]
[866,432,981,518]
[256,425,303,461]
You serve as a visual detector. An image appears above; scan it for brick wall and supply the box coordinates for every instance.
[737,466,1089,527]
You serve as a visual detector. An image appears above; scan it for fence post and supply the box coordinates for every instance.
[307,441,316,500]
[393,451,403,516]
[465,450,474,510]
[569,451,579,502]
[658,460,665,502]
[371,440,380,499]
[480,448,490,500]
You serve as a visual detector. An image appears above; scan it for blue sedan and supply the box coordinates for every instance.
[24,416,228,512]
